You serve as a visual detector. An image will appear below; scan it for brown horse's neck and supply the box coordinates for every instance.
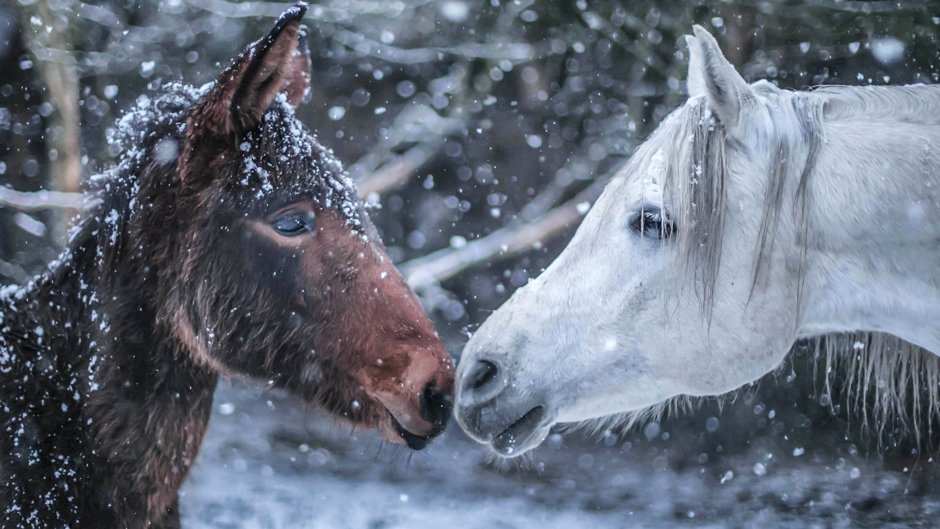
[2,202,220,524]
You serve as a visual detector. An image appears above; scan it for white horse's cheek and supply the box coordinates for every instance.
[498,226,632,366]
[557,379,673,424]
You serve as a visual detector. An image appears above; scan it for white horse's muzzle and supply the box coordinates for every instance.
[455,358,556,457]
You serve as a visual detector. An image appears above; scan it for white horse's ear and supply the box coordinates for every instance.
[688,25,751,128]
[685,35,707,98]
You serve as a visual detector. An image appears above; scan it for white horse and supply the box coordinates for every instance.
[454,26,940,457]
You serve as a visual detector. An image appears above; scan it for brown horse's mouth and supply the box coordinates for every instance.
[380,395,450,450]
[367,374,453,450]
[389,413,437,450]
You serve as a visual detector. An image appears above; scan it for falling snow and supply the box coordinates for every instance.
[1,1,939,527]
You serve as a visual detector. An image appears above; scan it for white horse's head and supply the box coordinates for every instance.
[455,26,830,456]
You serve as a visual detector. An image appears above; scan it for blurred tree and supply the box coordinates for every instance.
[0,3,57,282]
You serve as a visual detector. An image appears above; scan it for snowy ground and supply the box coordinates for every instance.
[181,380,940,529]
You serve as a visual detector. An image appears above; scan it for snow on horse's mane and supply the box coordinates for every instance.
[91,82,362,230]
[104,81,210,176]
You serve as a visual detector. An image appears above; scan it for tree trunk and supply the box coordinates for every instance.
[19,0,82,242]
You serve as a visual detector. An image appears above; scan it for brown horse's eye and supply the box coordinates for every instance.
[272,212,315,237]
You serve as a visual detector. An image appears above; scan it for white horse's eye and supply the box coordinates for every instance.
[630,207,674,240]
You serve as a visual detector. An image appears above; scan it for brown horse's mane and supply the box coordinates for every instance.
[0,81,221,528]
[53,83,205,286]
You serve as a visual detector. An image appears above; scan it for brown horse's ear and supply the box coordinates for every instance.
[193,3,311,136]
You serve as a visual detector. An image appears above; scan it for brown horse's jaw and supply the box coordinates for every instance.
[372,393,444,448]
[388,414,436,450]
[363,410,431,449]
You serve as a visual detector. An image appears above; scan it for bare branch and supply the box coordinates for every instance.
[801,0,929,13]
[0,187,94,212]
[351,102,466,196]
[332,29,548,65]
[183,0,439,23]
[348,104,458,179]
[356,140,446,197]
[75,2,123,28]
[401,177,610,291]
[518,157,603,222]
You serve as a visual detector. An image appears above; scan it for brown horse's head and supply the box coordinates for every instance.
[149,5,452,448]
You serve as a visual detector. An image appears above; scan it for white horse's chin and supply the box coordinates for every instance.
[489,423,552,458]
[491,399,671,458]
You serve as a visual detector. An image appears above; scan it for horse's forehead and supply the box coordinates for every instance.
[615,147,667,204]
[645,149,667,185]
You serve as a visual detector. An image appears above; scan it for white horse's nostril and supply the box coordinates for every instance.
[468,360,498,390]
[459,359,507,406]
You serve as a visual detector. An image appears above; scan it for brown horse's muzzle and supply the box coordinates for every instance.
[361,343,454,449]
[254,206,455,448]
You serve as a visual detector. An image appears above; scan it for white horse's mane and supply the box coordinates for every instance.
[816,84,940,125]
[585,84,940,447]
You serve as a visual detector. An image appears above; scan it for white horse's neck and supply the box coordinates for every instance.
[800,86,940,354]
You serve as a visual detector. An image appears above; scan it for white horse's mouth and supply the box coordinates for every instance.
[490,406,552,457]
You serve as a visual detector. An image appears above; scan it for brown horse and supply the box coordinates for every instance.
[0,4,453,528]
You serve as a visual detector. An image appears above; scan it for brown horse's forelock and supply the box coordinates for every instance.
[79,81,359,285]
[94,83,362,237]
[208,98,363,226]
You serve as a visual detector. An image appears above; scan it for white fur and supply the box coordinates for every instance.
[455,26,940,457]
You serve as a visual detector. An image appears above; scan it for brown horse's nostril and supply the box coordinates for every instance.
[420,381,453,430]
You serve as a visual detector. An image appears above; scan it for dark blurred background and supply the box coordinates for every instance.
[2,0,940,477]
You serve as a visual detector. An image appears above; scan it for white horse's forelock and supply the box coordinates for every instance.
[587,86,940,447]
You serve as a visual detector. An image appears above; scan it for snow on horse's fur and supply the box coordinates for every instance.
[455,25,940,457]
[0,5,453,527]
